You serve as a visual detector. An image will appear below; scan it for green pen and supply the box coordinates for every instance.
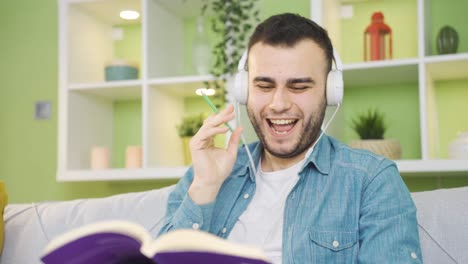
[200,91,234,132]
[200,92,254,174]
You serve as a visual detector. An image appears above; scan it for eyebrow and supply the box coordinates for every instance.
[286,77,315,85]
[253,76,275,83]
[253,76,315,85]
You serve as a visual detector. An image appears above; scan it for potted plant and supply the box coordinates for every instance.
[176,113,206,165]
[349,109,402,160]
[199,0,260,106]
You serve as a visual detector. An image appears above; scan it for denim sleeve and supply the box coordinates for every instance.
[157,167,215,236]
[358,160,422,263]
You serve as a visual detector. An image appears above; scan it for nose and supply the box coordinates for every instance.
[268,87,292,113]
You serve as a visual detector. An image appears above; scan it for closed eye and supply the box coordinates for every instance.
[253,77,276,90]
[289,86,310,91]
[256,83,274,89]
[287,77,314,92]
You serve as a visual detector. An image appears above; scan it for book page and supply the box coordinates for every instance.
[142,229,270,262]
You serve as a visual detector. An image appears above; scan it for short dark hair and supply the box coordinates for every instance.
[248,13,334,72]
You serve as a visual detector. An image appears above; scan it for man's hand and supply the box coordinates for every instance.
[188,105,243,204]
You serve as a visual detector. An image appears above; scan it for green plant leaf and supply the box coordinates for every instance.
[176,113,207,137]
[193,0,260,105]
[351,109,387,139]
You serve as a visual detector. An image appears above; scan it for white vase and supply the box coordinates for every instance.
[448,132,468,159]
[192,16,211,75]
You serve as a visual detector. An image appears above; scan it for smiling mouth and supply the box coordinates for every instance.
[267,119,298,135]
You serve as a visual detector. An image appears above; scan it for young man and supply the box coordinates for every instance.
[159,13,422,263]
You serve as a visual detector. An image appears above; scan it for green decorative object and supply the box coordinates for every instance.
[351,109,386,140]
[176,113,206,138]
[176,113,206,165]
[197,0,261,105]
[436,25,459,55]
[349,109,402,160]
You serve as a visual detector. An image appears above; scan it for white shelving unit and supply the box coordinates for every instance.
[312,0,468,176]
[57,0,468,182]
[57,0,211,181]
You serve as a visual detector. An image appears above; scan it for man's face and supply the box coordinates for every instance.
[246,39,328,159]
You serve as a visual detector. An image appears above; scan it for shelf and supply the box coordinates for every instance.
[343,58,419,87]
[425,53,468,80]
[69,79,143,89]
[69,80,142,100]
[57,160,468,181]
[332,0,418,63]
[397,160,468,176]
[56,0,468,182]
[148,75,217,97]
[424,0,468,56]
[66,0,143,83]
[57,167,188,182]
[148,75,216,85]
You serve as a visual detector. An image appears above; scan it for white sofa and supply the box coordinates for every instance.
[1,185,467,264]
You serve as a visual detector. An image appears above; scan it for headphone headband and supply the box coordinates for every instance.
[238,50,248,71]
[332,48,343,72]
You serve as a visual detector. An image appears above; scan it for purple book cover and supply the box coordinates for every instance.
[41,232,270,264]
[153,251,270,264]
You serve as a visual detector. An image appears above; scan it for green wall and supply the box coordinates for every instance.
[0,1,177,204]
[113,24,142,72]
[1,0,467,204]
[112,100,142,168]
[434,79,468,158]
[428,0,468,55]
[342,83,421,159]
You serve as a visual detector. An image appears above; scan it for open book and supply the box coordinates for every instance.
[40,220,271,264]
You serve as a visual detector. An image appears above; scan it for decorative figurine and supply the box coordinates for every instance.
[364,12,393,61]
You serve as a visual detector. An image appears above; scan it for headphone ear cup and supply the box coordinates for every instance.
[326,70,343,106]
[234,70,249,105]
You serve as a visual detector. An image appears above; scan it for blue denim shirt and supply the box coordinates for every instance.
[159,135,422,263]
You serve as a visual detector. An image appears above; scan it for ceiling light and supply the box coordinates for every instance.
[120,10,140,20]
[196,88,216,96]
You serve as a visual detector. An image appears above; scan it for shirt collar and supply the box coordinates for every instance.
[231,134,332,179]
[231,142,262,181]
[301,134,331,175]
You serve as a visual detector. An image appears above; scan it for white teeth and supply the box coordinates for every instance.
[272,129,288,135]
[270,119,295,125]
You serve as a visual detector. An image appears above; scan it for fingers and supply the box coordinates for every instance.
[191,105,237,148]
[198,105,236,136]
[227,127,243,155]
[203,105,235,128]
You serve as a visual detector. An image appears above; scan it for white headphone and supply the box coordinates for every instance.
[233,48,344,106]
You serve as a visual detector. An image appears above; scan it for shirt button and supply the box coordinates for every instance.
[332,240,340,248]
[411,252,417,259]
[221,227,227,234]
[243,193,250,199]
[192,223,200,230]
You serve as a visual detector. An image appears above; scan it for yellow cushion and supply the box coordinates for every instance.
[0,181,7,255]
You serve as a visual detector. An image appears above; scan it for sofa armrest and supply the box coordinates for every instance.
[0,185,175,264]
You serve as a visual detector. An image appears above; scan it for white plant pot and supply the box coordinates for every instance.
[448,132,468,159]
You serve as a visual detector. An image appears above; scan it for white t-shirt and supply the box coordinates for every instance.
[228,159,304,264]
